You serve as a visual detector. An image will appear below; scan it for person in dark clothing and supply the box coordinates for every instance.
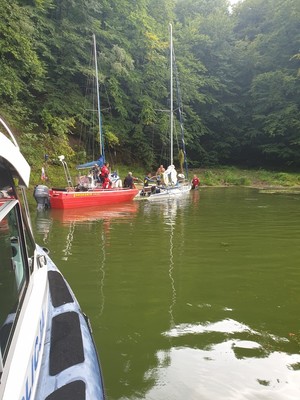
[123,172,135,189]
[143,173,155,187]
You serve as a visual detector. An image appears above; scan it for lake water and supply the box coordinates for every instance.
[32,187,300,400]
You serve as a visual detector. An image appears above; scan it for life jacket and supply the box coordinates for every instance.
[101,165,109,178]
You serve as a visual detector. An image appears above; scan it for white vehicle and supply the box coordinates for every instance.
[0,117,105,400]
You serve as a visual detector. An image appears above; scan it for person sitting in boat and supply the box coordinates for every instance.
[123,172,136,189]
[191,174,200,190]
[110,171,122,188]
[156,165,165,186]
[100,162,110,183]
[92,164,101,182]
[77,175,90,190]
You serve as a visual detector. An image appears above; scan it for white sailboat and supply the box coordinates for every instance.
[145,23,191,201]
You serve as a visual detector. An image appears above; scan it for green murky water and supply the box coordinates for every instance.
[32,188,300,399]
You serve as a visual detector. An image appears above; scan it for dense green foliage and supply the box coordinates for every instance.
[0,0,299,170]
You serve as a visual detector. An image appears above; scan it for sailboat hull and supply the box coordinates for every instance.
[49,187,139,209]
[146,183,191,201]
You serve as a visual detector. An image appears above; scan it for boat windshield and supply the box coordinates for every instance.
[0,201,27,367]
[0,169,34,372]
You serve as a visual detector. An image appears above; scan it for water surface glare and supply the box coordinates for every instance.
[32,188,300,399]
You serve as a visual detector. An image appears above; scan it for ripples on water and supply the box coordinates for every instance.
[33,188,300,399]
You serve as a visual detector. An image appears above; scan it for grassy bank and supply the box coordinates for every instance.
[193,167,300,188]
[20,131,300,190]
[30,161,300,190]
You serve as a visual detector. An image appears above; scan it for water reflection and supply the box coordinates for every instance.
[164,318,257,337]
[98,228,106,317]
[49,202,138,225]
[62,220,75,261]
[163,200,177,328]
[33,202,140,319]
[141,189,300,399]
[34,210,52,244]
[31,189,300,399]
[146,346,300,400]
[144,197,190,329]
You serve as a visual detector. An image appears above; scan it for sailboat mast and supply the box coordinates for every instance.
[93,34,104,159]
[169,23,173,166]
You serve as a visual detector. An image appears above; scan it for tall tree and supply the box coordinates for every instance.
[0,1,44,124]
[233,0,300,166]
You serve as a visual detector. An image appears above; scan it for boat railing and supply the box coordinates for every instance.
[58,155,74,188]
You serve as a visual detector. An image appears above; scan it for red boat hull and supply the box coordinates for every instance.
[49,188,139,209]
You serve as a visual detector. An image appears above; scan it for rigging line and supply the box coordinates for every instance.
[79,56,93,151]
[88,46,97,160]
[170,23,174,166]
[103,83,113,119]
[173,123,180,154]
[172,45,189,179]
[93,34,105,160]
[80,47,97,160]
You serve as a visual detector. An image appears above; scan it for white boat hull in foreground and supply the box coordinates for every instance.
[0,117,105,400]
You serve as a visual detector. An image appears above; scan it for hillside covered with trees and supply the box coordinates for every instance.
[0,0,299,170]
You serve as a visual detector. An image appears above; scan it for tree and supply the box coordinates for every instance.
[0,1,44,124]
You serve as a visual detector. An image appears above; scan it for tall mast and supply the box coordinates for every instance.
[93,34,104,159]
[169,23,173,166]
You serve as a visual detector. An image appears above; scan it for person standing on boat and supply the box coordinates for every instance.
[100,162,110,183]
[191,174,200,190]
[143,173,155,187]
[156,165,165,186]
[123,172,136,189]
[102,175,112,189]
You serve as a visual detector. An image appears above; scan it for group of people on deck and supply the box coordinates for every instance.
[91,162,111,188]
[77,162,137,190]
[143,165,165,188]
[142,164,200,190]
[91,164,138,189]
[79,160,200,191]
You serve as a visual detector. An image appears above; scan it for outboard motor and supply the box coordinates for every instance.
[33,185,50,210]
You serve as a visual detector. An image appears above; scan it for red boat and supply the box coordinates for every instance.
[34,36,140,211]
[48,187,139,209]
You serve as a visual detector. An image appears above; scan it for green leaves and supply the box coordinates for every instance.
[0,1,44,119]
[1,0,300,169]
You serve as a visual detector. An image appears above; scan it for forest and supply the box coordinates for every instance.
[0,0,299,171]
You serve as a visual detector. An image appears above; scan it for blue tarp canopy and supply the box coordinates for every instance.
[76,155,104,170]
